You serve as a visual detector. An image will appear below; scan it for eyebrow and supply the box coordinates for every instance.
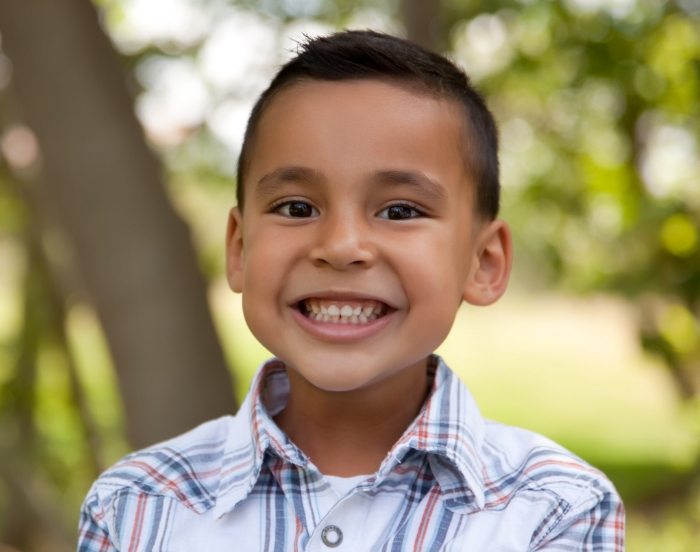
[256,166,322,197]
[255,166,447,201]
[372,169,447,202]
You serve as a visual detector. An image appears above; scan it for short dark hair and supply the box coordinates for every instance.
[236,29,500,219]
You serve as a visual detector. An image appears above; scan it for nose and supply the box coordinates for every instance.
[309,210,376,269]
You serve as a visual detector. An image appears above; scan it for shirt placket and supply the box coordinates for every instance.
[271,459,379,551]
[304,491,367,551]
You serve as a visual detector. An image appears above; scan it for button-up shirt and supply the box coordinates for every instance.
[78,356,625,551]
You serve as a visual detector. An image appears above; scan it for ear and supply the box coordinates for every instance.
[225,207,245,293]
[462,220,513,306]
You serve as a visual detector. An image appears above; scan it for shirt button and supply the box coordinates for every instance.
[321,525,343,547]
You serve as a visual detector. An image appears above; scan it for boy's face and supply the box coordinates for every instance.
[227,79,510,393]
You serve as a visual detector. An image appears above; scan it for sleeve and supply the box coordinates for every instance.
[77,488,117,552]
[531,488,625,551]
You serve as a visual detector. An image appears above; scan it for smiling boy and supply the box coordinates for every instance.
[79,31,624,551]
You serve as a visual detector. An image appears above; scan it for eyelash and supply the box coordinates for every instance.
[376,201,425,220]
[268,199,426,220]
[269,199,319,218]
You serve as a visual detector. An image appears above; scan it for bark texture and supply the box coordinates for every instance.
[0,0,236,448]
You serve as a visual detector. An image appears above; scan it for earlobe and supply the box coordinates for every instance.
[462,220,513,306]
[225,207,245,293]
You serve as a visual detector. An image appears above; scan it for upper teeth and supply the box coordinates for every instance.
[304,299,385,324]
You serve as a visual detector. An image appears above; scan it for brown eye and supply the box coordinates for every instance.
[276,200,318,218]
[378,204,422,220]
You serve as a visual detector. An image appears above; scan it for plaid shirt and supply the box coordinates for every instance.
[78,356,625,551]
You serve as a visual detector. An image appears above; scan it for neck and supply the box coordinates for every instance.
[274,359,431,477]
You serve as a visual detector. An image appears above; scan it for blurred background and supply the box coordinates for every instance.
[0,0,698,550]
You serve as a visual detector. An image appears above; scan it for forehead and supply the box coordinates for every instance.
[257,78,464,147]
[245,79,471,202]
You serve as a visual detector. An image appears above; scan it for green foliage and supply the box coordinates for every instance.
[444,0,700,395]
[98,1,699,388]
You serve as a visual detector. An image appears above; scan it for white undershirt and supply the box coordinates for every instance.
[325,474,369,498]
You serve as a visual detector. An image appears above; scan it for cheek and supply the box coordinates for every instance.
[241,228,279,279]
[242,252,277,300]
[397,232,470,291]
[240,286,279,353]
[239,233,294,321]
[238,240,275,307]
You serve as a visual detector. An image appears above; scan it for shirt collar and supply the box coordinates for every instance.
[212,355,486,518]
[212,359,308,518]
[374,355,486,512]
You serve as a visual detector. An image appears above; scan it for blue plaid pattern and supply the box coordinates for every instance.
[78,356,624,551]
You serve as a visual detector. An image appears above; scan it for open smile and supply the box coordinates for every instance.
[297,298,390,324]
[290,294,397,342]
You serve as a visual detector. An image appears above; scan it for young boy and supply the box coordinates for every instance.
[79,30,624,550]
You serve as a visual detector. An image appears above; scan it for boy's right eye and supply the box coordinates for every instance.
[273,200,319,218]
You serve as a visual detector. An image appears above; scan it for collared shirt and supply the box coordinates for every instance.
[78,356,625,551]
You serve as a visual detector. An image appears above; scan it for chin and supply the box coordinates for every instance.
[298,364,374,393]
[299,352,428,395]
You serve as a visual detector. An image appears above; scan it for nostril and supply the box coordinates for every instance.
[308,238,376,269]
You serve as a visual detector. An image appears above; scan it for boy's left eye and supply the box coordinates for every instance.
[377,204,423,220]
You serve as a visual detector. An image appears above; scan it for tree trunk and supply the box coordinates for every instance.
[0,0,236,449]
[399,0,443,52]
